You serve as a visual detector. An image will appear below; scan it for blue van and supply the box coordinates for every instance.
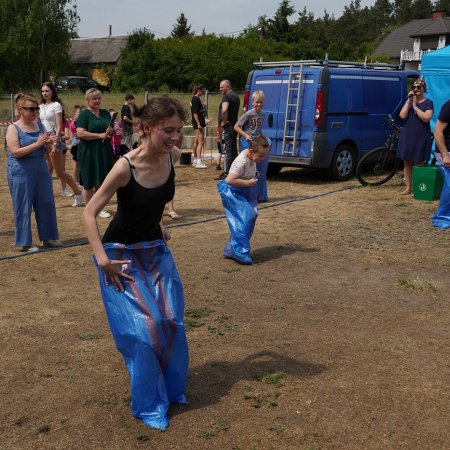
[243,60,419,180]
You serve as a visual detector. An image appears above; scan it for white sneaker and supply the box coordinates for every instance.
[195,160,207,169]
[192,158,198,166]
[22,245,39,253]
[98,210,111,218]
[61,188,74,197]
[72,193,84,207]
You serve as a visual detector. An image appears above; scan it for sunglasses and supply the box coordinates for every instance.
[413,85,423,90]
[21,106,40,112]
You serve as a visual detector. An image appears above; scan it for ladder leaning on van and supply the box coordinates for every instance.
[254,59,403,159]
[282,63,303,157]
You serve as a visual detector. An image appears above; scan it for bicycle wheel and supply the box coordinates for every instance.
[356,147,399,186]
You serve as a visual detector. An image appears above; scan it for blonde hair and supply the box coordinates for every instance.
[252,90,265,102]
[15,92,38,108]
[85,88,102,101]
[15,93,39,116]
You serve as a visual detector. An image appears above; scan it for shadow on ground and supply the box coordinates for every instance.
[252,243,319,264]
[172,351,326,415]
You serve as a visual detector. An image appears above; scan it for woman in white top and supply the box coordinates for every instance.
[40,82,83,206]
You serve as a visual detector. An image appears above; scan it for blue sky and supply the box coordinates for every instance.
[75,0,376,38]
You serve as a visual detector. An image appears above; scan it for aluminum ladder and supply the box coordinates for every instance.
[282,63,303,156]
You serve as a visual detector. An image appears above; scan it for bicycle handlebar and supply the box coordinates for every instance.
[387,114,401,132]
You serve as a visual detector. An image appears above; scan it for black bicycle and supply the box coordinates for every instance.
[356,115,402,186]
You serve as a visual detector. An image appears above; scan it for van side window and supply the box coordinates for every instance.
[363,76,402,114]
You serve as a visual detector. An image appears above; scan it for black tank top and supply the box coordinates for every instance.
[102,155,175,244]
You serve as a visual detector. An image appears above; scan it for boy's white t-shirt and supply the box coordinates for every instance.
[40,102,63,132]
[229,150,256,180]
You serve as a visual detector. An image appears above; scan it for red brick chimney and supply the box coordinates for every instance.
[432,11,445,20]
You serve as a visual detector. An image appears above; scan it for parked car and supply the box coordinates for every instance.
[244,60,419,180]
[55,76,107,92]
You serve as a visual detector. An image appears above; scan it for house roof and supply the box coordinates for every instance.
[410,17,450,37]
[70,36,129,64]
[374,19,430,58]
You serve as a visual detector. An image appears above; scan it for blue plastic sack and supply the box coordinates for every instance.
[94,240,189,429]
[239,136,269,202]
[432,166,450,229]
[256,156,269,202]
[218,180,258,264]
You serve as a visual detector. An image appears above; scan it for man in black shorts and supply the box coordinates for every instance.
[217,80,240,179]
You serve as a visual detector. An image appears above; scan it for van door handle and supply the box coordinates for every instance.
[268,114,273,128]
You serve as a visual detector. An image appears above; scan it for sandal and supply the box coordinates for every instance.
[168,211,181,220]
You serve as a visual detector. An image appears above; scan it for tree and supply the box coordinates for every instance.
[370,0,394,36]
[0,0,78,91]
[433,0,450,14]
[171,12,194,39]
[266,0,295,42]
[410,0,433,19]
[393,0,414,23]
[113,1,444,93]
[114,29,160,91]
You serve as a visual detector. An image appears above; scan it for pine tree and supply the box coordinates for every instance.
[171,12,194,39]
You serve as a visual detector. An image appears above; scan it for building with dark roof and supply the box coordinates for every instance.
[70,35,128,65]
[374,11,450,70]
[69,28,129,88]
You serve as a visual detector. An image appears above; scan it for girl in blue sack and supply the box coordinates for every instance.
[234,90,270,202]
[218,135,270,265]
[82,97,189,430]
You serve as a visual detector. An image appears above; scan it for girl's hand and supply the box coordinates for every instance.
[161,225,171,243]
[248,178,258,187]
[99,258,134,291]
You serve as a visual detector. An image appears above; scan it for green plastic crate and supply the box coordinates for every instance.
[412,165,444,201]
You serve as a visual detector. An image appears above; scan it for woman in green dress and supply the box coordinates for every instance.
[76,88,114,218]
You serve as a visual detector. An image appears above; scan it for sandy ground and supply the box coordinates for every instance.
[0,153,449,449]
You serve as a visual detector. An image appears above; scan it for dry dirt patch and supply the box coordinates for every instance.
[0,157,449,449]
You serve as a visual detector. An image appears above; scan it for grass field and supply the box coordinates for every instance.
[0,91,238,125]
[0,90,243,151]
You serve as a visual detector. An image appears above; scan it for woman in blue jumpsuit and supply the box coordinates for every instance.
[6,93,60,252]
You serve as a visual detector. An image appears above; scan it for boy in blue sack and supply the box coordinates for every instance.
[218,136,270,264]
[234,90,270,202]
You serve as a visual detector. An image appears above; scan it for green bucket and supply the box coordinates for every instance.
[412,165,444,201]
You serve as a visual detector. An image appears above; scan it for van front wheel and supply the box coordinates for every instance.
[327,144,355,181]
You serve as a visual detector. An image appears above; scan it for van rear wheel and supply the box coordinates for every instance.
[266,163,282,176]
[327,144,355,181]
